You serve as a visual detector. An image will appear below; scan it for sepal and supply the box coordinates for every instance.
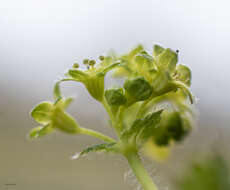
[29,124,53,139]
[30,102,53,125]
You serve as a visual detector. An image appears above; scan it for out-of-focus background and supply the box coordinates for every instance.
[0,0,230,190]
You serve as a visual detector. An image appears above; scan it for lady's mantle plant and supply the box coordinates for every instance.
[29,45,195,190]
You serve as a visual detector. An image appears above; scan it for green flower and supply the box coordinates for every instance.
[112,45,193,103]
[61,59,120,102]
[29,97,80,139]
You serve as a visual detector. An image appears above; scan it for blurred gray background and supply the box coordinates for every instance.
[0,0,230,190]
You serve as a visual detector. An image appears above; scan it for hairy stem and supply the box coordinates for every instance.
[125,151,158,190]
[79,127,115,143]
[101,98,121,136]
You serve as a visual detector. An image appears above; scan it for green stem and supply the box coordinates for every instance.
[136,99,151,118]
[102,98,115,121]
[116,106,125,132]
[125,151,158,190]
[101,98,121,136]
[79,127,115,143]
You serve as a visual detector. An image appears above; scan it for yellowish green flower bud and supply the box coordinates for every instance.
[124,77,153,102]
[105,88,127,106]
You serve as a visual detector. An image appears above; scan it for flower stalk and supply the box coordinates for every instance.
[125,151,158,190]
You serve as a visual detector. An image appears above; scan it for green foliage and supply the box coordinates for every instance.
[73,142,117,159]
[29,44,196,190]
[121,110,163,146]
[152,111,191,146]
[30,43,194,151]
[175,155,230,190]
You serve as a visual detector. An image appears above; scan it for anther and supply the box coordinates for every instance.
[99,55,105,61]
[73,63,79,69]
[83,59,89,65]
[89,60,96,66]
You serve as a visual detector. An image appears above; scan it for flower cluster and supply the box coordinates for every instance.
[29,44,196,190]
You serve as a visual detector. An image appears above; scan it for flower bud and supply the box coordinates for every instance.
[105,88,127,106]
[124,77,153,102]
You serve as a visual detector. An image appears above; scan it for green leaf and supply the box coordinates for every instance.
[124,77,153,102]
[121,110,163,145]
[152,111,191,146]
[153,45,164,57]
[31,102,53,124]
[51,107,80,134]
[156,48,178,73]
[175,64,192,86]
[105,88,127,106]
[137,110,164,145]
[72,143,117,159]
[29,124,53,139]
[53,81,62,101]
